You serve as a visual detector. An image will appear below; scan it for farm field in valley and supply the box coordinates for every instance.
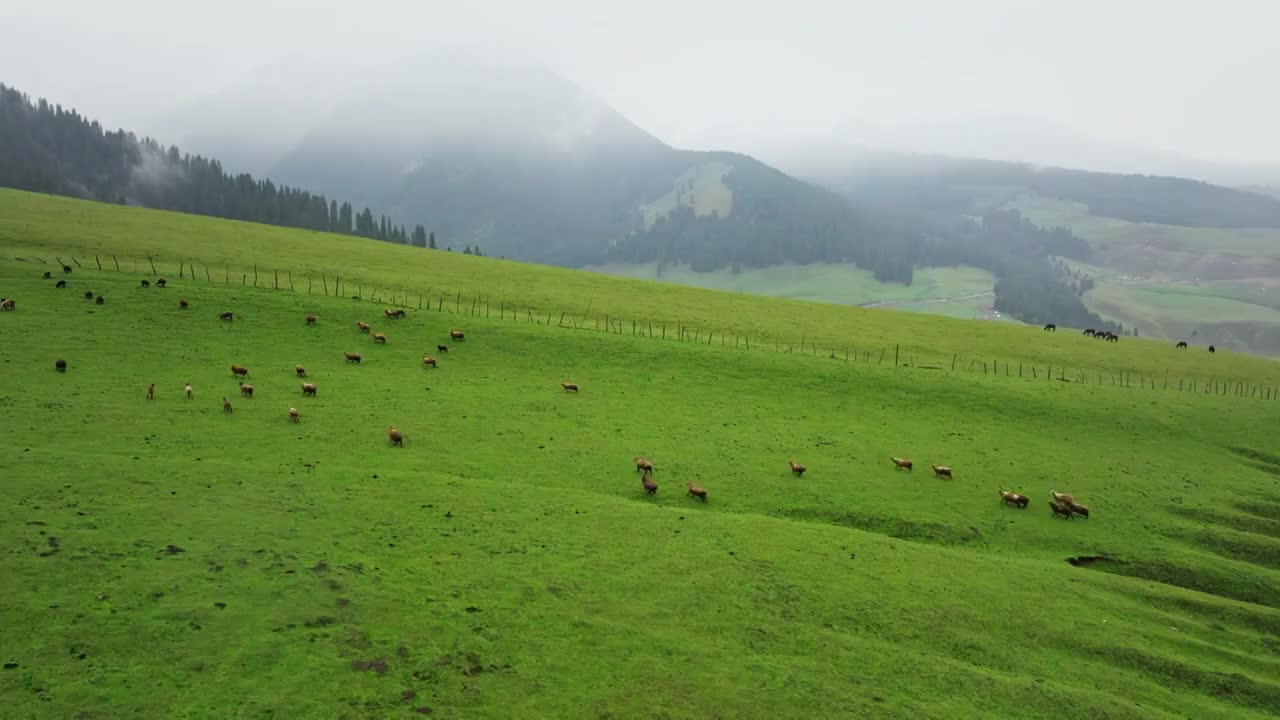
[1,190,1279,719]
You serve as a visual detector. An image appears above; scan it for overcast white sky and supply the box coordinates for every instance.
[2,0,1277,166]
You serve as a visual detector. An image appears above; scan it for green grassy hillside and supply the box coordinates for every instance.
[2,189,1279,719]
[588,262,1000,319]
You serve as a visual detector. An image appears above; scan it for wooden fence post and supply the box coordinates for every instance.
[205,265,211,282]
[274,269,279,290]
[894,345,899,367]
[95,255,102,270]
[288,271,294,291]
[149,257,158,275]
[112,255,120,271]
[253,264,258,287]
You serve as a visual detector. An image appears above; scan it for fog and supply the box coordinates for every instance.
[3,0,1278,178]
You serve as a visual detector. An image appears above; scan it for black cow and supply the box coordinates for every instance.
[1209,345,1216,353]
[1176,341,1187,349]
[55,280,67,288]
[141,280,150,288]
[1083,328,1095,336]
[1043,323,1056,332]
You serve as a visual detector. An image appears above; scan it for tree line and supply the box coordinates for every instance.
[0,83,437,249]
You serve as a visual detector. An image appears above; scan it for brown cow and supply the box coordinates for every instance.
[422,356,438,368]
[1067,502,1090,519]
[305,314,318,325]
[788,460,807,477]
[156,278,167,288]
[891,457,913,471]
[239,383,254,397]
[0,298,14,311]
[1051,491,1075,506]
[179,299,189,309]
[686,482,708,502]
[295,365,306,377]
[146,383,155,400]
[998,490,1029,509]
[219,311,233,321]
[355,321,371,332]
[384,309,398,319]
[642,476,658,495]
[185,383,194,400]
[1050,501,1074,519]
[301,383,317,397]
[561,382,579,392]
[344,352,362,364]
[222,396,233,413]
[449,330,465,341]
[372,333,387,344]
[931,465,953,479]
[230,364,249,379]
[388,425,404,447]
[289,407,300,423]
[634,456,655,476]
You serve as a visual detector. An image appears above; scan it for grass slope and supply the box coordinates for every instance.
[4,189,1275,384]
[589,262,999,319]
[2,190,1279,718]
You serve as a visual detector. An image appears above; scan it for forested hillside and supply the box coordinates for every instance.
[0,84,431,248]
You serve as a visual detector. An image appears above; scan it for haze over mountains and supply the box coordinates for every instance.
[6,47,1280,353]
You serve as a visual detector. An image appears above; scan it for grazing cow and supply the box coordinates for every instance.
[449,330,465,341]
[355,321,370,332]
[1209,345,1216,353]
[788,460,807,477]
[1094,332,1107,340]
[95,296,104,305]
[1050,501,1074,519]
[42,271,52,279]
[230,364,249,379]
[1050,491,1075,505]
[301,383,318,397]
[222,397,233,413]
[931,465,953,479]
[372,333,387,344]
[179,299,189,309]
[384,309,398,319]
[55,280,66,288]
[141,280,150,288]
[1176,341,1188,349]
[219,311,234,321]
[289,407,300,423]
[295,365,306,377]
[1083,328,1095,336]
[998,490,1029,508]
[185,383,194,400]
[1068,502,1090,519]
[344,352,362,364]
[561,382,578,392]
[388,425,404,447]
[146,383,155,400]
[305,314,317,325]
[643,476,657,495]
[62,265,72,274]
[1043,323,1056,332]
[422,356,438,368]
[1107,334,1119,343]
[634,456,655,475]
[156,278,167,288]
[437,345,449,353]
[891,457,913,471]
[686,482,708,502]
[0,298,13,311]
[239,383,254,397]
[55,359,67,373]
[83,291,93,299]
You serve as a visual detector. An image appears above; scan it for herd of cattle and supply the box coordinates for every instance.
[1043,322,1215,352]
[14,267,1094,517]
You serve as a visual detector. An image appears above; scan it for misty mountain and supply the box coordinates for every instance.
[265,54,901,269]
[684,116,1280,189]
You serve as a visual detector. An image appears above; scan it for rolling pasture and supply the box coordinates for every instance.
[1,190,1279,719]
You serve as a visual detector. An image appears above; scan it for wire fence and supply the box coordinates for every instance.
[46,251,1280,403]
